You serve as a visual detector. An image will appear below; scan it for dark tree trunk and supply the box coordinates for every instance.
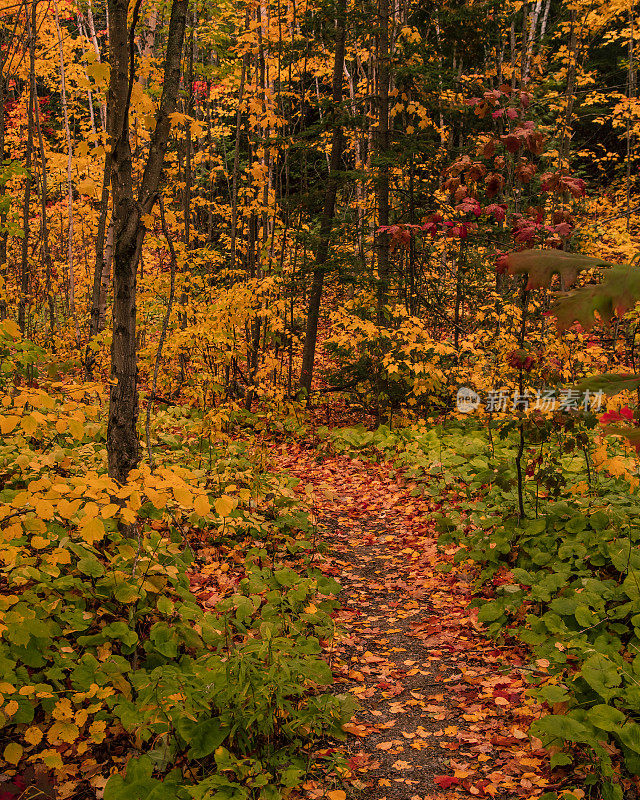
[33,58,55,337]
[299,0,347,395]
[106,0,188,483]
[0,73,7,322]
[230,8,250,264]
[18,3,35,333]
[376,0,390,326]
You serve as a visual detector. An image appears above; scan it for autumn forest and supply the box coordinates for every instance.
[1,0,640,798]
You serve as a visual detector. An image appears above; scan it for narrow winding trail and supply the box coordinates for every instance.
[277,444,553,800]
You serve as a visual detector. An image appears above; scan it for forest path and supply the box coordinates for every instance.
[276,444,552,800]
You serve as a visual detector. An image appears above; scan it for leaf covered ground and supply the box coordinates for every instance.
[276,443,556,800]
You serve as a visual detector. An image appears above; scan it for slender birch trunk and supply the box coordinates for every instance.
[53,0,79,342]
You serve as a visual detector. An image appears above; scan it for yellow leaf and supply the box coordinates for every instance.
[173,485,193,507]
[0,415,19,434]
[35,499,54,520]
[121,507,137,524]
[68,419,84,440]
[80,517,105,545]
[82,502,100,519]
[1,319,20,338]
[53,698,73,720]
[31,536,49,550]
[3,742,22,765]
[24,726,43,745]
[39,749,63,769]
[146,488,168,509]
[327,793,346,800]
[100,503,120,519]
[57,499,81,519]
[77,178,96,196]
[4,700,18,716]
[89,719,107,743]
[214,495,235,517]
[87,61,110,84]
[12,491,29,507]
[75,708,88,727]
[48,721,79,745]
[51,547,71,565]
[194,494,210,516]
[21,414,37,435]
[128,491,142,511]
[605,457,631,478]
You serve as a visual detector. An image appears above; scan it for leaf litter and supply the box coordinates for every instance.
[277,443,554,800]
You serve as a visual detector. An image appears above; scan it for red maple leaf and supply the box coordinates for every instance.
[434,775,459,789]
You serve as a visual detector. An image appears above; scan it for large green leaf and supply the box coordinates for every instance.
[552,265,640,330]
[618,722,640,754]
[581,653,622,701]
[176,716,228,759]
[574,373,640,396]
[534,713,594,744]
[506,249,609,290]
[507,249,640,330]
[104,756,175,800]
[587,704,626,732]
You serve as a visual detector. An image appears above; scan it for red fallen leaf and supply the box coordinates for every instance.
[491,735,519,746]
[434,775,459,789]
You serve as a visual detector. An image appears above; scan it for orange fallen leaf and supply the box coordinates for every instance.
[341,723,368,737]
[375,741,394,750]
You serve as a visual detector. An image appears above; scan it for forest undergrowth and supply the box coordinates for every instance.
[2,306,640,800]
[3,0,640,796]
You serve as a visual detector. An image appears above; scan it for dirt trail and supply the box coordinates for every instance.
[277,444,552,800]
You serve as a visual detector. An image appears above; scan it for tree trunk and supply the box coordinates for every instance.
[0,73,7,322]
[183,17,194,247]
[86,158,111,377]
[376,0,390,325]
[53,0,79,342]
[99,220,114,331]
[230,31,248,264]
[85,0,107,130]
[85,0,111,378]
[559,9,578,166]
[299,0,347,394]
[106,0,188,483]
[33,63,54,337]
[18,3,35,333]
[627,6,635,230]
